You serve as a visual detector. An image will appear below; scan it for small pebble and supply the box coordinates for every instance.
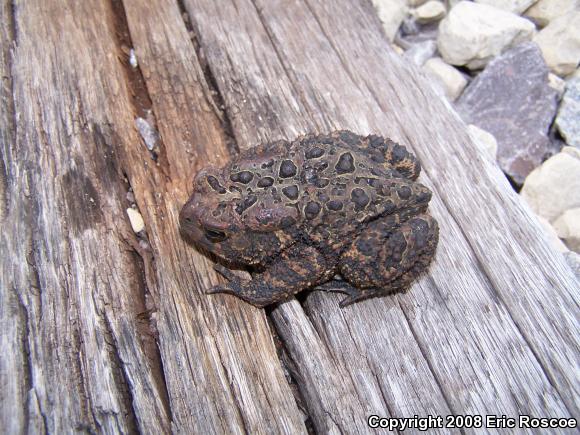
[127,208,145,233]
[412,1,446,23]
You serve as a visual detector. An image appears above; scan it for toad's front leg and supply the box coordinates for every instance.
[207,244,330,307]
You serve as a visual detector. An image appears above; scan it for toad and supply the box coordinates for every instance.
[180,131,438,307]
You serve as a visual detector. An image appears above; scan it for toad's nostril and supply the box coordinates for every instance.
[179,205,196,226]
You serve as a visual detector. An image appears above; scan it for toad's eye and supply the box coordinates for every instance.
[204,228,228,242]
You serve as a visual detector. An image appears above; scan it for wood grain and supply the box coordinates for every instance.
[1,0,578,433]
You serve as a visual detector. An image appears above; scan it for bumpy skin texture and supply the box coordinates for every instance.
[180,130,439,307]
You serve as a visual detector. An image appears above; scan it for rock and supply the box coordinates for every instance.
[524,0,579,28]
[475,0,539,14]
[423,57,468,100]
[399,15,421,37]
[564,251,580,279]
[537,216,569,252]
[520,147,580,223]
[407,0,429,6]
[534,12,580,77]
[403,40,438,66]
[553,207,580,252]
[372,0,409,41]
[398,21,440,44]
[129,49,138,69]
[391,44,405,55]
[127,208,145,233]
[437,1,536,70]
[555,78,580,147]
[135,116,158,151]
[412,1,446,23]
[468,124,498,160]
[548,73,566,97]
[455,42,559,184]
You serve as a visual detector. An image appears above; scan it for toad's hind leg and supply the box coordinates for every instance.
[364,134,421,180]
[330,213,438,307]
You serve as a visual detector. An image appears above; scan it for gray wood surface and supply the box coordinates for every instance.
[1,0,578,434]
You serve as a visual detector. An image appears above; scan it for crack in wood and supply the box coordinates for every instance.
[123,232,173,421]
[0,1,18,216]
[101,311,140,434]
[108,0,165,167]
[177,0,240,156]
[101,0,176,424]
[16,292,34,435]
[5,0,18,49]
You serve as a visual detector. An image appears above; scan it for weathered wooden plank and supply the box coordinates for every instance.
[0,0,306,433]
[1,1,171,432]
[184,0,579,431]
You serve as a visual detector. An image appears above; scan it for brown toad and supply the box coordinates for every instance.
[179,131,439,307]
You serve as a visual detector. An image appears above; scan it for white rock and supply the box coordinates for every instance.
[407,0,429,6]
[548,73,566,96]
[412,1,446,23]
[520,147,580,222]
[553,207,580,252]
[127,208,145,233]
[391,44,405,55]
[129,49,138,69]
[476,0,539,14]
[468,124,499,160]
[423,57,468,100]
[437,2,536,70]
[372,0,409,41]
[534,12,580,77]
[562,146,580,158]
[537,216,569,252]
[524,0,579,28]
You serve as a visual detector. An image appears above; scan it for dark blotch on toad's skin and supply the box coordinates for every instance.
[279,160,298,178]
[282,185,299,200]
[305,147,325,159]
[180,130,438,308]
[327,200,343,211]
[335,152,355,174]
[257,177,274,188]
[305,201,321,219]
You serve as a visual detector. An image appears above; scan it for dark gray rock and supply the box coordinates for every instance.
[555,77,580,148]
[455,42,559,185]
